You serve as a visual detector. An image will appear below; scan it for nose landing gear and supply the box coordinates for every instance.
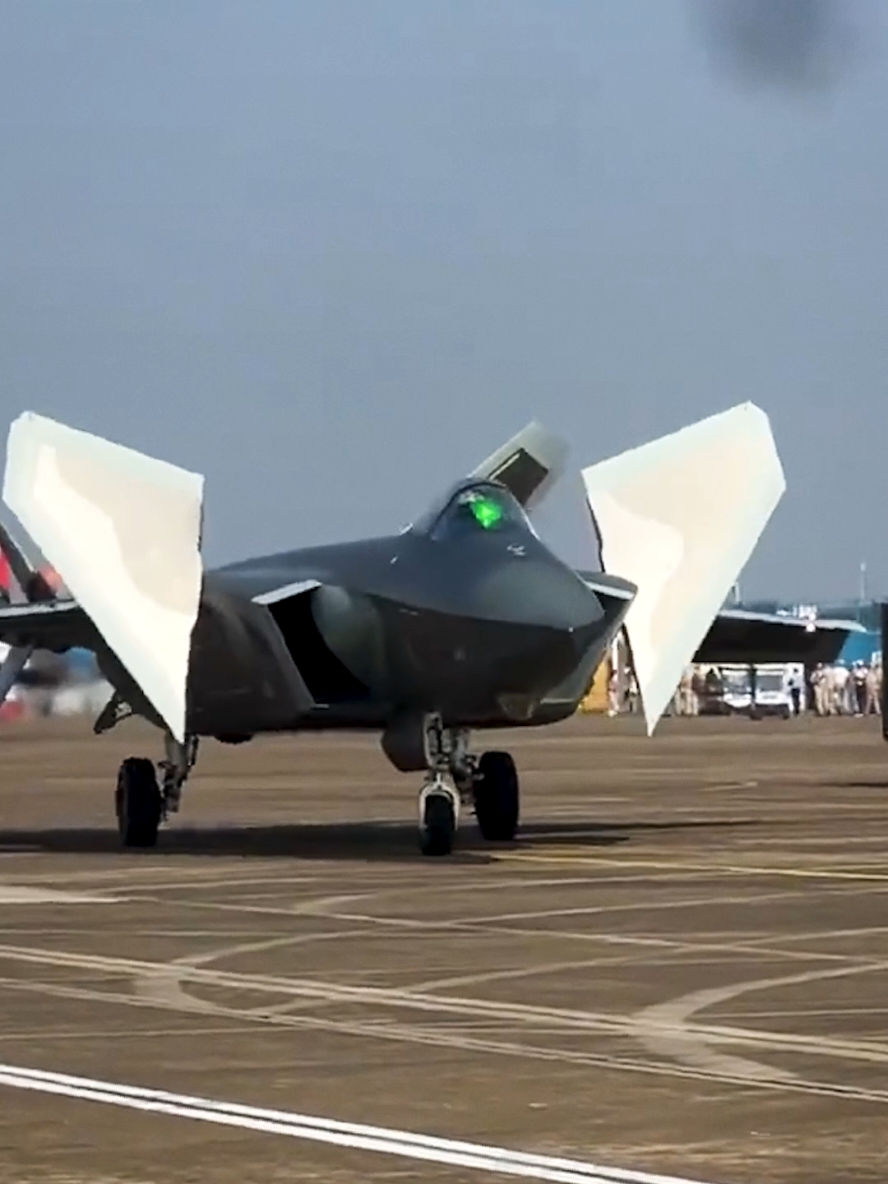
[417,715,466,857]
[417,715,520,856]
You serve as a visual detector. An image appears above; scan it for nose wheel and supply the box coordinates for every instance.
[419,778,459,857]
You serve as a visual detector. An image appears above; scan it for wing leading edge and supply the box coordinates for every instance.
[695,608,864,666]
[574,576,860,672]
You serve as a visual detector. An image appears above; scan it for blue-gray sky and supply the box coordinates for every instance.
[1,0,885,601]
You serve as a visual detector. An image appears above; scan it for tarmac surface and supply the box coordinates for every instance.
[0,712,887,1183]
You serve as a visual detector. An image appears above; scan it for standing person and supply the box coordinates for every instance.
[811,665,825,716]
[703,666,722,712]
[852,662,868,718]
[678,668,692,715]
[787,670,802,716]
[689,669,702,716]
[822,665,837,715]
[627,670,640,715]
[866,658,883,717]
[804,665,816,715]
[607,668,620,717]
[832,663,850,715]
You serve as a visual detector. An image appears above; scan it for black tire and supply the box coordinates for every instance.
[421,792,455,857]
[474,750,519,842]
[115,757,161,848]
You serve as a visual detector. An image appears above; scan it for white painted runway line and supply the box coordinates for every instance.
[0,1062,719,1184]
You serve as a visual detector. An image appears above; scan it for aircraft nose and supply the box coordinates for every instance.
[477,557,604,635]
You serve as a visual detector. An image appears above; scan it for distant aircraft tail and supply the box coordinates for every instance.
[2,412,204,741]
[581,403,785,735]
[0,515,61,602]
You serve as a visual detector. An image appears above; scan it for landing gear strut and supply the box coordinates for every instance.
[159,733,199,818]
[416,715,520,856]
[418,715,465,857]
[115,734,198,849]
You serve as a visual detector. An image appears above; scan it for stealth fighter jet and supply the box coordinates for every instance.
[0,406,858,855]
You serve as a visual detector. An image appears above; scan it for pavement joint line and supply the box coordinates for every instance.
[0,1062,718,1184]
[492,854,888,882]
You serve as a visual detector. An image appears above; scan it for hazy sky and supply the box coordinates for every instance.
[1,0,885,601]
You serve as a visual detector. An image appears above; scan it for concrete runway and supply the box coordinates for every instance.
[0,713,887,1183]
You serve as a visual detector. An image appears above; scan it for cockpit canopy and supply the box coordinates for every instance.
[410,480,537,542]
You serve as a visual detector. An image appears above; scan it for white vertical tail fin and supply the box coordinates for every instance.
[581,402,785,735]
[471,421,568,511]
[2,412,204,741]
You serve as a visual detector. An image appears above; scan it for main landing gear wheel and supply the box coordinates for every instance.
[419,783,458,857]
[115,757,162,849]
[474,750,519,842]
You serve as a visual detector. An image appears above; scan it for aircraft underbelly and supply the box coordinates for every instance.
[373,596,605,720]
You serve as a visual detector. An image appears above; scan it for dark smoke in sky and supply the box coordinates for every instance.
[701,0,859,90]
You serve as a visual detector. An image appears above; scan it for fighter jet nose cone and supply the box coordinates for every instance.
[478,558,604,633]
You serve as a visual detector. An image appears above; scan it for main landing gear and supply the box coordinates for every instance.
[417,715,520,857]
[115,734,198,849]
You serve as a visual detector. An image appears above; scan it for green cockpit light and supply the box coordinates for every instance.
[425,483,527,542]
[467,495,504,530]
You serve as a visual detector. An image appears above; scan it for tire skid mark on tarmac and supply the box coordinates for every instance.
[2,943,888,1074]
[492,853,888,882]
[135,928,372,1012]
[0,1023,270,1043]
[415,887,843,928]
[113,870,888,928]
[1,867,330,887]
[740,925,888,948]
[634,960,888,1081]
[411,957,659,994]
[313,905,878,966]
[2,971,888,1108]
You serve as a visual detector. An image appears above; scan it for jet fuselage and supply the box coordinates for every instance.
[174,481,632,739]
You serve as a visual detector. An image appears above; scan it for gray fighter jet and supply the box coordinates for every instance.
[0,407,859,855]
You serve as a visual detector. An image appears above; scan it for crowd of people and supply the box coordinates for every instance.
[604,660,883,718]
[809,659,882,717]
